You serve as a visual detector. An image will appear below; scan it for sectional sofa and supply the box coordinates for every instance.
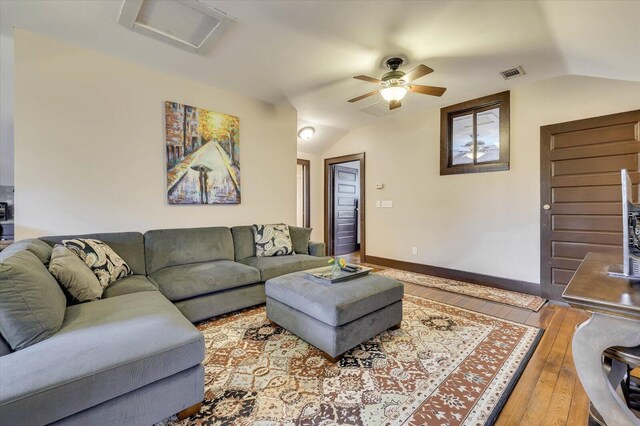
[0,225,327,426]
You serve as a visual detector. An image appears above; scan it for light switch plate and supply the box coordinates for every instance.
[381,200,393,208]
[376,201,381,207]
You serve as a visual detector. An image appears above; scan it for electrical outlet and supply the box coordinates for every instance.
[376,200,381,208]
[412,247,418,255]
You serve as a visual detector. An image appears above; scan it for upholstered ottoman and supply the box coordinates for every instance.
[265,271,404,359]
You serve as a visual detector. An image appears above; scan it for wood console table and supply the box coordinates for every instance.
[563,252,640,426]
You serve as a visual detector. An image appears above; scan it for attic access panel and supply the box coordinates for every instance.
[118,0,236,53]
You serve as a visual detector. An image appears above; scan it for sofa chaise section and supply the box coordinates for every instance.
[0,291,204,426]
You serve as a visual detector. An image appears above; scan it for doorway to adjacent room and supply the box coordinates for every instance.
[296,159,310,228]
[324,153,365,260]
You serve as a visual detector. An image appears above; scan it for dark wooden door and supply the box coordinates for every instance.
[541,110,640,300]
[333,165,359,255]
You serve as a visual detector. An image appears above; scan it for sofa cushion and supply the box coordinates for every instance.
[309,241,326,257]
[102,275,158,299]
[0,250,67,350]
[0,335,12,357]
[149,260,260,302]
[231,226,255,261]
[144,227,234,274]
[266,271,404,326]
[40,232,146,275]
[48,245,103,302]
[253,224,294,257]
[289,226,312,255]
[0,292,204,426]
[239,254,329,282]
[0,239,52,266]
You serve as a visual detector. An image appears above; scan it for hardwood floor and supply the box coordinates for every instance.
[374,266,590,425]
[342,250,361,264]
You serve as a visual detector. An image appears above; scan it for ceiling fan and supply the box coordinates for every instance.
[348,57,446,110]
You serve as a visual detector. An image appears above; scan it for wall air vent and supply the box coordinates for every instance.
[499,66,526,80]
[118,0,236,54]
[359,102,397,117]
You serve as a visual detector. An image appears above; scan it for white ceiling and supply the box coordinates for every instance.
[1,0,639,154]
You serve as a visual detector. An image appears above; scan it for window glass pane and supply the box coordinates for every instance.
[451,113,474,165]
[476,107,500,163]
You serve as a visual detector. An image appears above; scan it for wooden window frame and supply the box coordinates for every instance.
[297,159,311,228]
[440,90,510,175]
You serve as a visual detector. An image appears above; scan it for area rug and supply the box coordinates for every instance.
[166,295,542,426]
[376,268,546,312]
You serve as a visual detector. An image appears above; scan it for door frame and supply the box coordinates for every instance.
[540,109,640,300]
[296,158,311,228]
[324,153,365,259]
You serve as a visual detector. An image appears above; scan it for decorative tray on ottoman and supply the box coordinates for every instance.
[305,265,372,283]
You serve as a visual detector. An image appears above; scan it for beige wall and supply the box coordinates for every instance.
[321,75,640,283]
[14,30,297,238]
[297,151,324,242]
[0,32,14,186]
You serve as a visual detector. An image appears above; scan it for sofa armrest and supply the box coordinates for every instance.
[308,241,326,257]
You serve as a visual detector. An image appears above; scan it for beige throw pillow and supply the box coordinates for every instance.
[62,238,132,288]
[48,245,103,302]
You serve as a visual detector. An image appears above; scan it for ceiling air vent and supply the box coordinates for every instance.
[359,102,397,117]
[118,0,236,54]
[499,66,526,80]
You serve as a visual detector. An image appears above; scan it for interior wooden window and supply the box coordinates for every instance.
[440,91,510,175]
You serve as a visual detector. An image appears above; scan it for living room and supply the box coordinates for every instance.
[1,1,640,425]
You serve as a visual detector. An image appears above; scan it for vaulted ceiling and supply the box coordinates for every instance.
[1,0,639,153]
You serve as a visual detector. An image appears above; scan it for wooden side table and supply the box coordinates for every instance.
[563,252,640,426]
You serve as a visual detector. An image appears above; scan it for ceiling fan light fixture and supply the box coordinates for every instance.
[298,126,315,140]
[464,151,486,160]
[380,86,408,102]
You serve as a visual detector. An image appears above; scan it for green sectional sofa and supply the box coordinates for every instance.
[0,225,327,426]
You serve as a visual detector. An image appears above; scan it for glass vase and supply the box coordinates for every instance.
[331,262,341,277]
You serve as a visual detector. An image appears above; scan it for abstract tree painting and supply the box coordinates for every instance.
[165,101,240,204]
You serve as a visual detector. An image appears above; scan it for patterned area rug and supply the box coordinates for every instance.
[166,295,542,425]
[376,269,546,312]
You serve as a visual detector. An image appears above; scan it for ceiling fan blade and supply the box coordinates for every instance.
[389,100,402,110]
[348,90,380,103]
[354,75,382,84]
[402,64,434,83]
[409,85,447,97]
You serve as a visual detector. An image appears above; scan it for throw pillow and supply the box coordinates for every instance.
[0,250,67,350]
[253,224,295,257]
[62,238,132,288]
[48,245,103,302]
[288,225,313,255]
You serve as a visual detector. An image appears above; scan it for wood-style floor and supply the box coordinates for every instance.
[367,262,591,425]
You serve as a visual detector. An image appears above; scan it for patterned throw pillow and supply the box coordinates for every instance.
[62,238,132,288]
[253,224,295,257]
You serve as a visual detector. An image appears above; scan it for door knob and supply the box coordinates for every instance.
[543,204,551,210]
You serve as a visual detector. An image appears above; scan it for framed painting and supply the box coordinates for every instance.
[165,101,240,204]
